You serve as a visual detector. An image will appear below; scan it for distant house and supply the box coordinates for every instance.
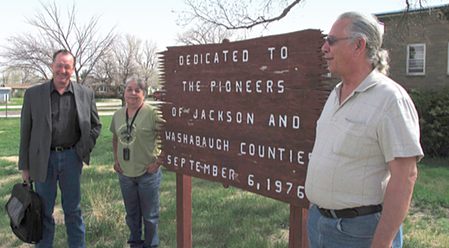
[92,83,120,98]
[0,87,11,103]
[4,83,34,97]
[376,4,449,89]
[82,76,120,98]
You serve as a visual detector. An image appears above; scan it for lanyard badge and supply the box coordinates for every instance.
[123,105,143,161]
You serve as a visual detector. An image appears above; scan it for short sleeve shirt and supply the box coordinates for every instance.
[110,104,162,177]
[305,70,423,209]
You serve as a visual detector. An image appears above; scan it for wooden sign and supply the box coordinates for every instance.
[159,29,329,208]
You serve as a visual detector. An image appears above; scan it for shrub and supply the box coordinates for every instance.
[409,87,449,157]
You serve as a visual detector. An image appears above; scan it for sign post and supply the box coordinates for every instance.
[176,173,192,248]
[159,29,330,247]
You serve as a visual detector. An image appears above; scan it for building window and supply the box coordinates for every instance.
[98,85,107,93]
[406,44,426,75]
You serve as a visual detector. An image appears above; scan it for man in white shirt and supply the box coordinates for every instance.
[305,12,423,248]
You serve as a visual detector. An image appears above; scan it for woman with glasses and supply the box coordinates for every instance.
[110,77,163,248]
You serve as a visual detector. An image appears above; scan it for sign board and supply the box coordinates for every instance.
[159,29,329,208]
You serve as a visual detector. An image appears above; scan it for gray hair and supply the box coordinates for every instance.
[339,12,390,75]
[125,76,148,96]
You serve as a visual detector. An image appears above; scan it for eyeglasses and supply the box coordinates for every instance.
[324,36,352,46]
[125,87,143,94]
[54,63,74,70]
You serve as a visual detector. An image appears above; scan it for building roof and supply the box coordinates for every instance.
[4,83,34,89]
[375,4,449,18]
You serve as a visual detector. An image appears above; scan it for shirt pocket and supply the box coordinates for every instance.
[332,118,373,158]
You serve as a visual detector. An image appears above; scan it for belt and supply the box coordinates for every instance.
[318,204,382,219]
[50,146,74,152]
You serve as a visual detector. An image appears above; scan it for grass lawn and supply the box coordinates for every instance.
[8,97,23,105]
[0,116,448,247]
[0,97,23,106]
[0,100,21,112]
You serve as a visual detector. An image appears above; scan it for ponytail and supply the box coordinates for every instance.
[374,49,390,75]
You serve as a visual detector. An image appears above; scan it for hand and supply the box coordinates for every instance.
[21,170,30,183]
[114,161,123,174]
[146,162,160,174]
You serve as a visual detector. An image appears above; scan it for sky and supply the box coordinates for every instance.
[0,0,448,52]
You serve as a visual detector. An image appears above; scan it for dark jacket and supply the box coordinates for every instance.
[18,80,102,182]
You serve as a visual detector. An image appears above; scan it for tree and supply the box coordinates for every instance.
[176,23,235,45]
[112,35,160,98]
[405,0,427,10]
[90,52,117,86]
[113,34,141,90]
[179,0,302,30]
[89,34,159,101]
[1,34,55,81]
[177,0,430,44]
[0,1,116,85]
[1,67,39,85]
[137,40,159,89]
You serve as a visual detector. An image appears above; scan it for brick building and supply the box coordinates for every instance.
[376,4,449,89]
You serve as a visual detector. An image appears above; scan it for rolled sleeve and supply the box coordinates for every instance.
[378,97,424,163]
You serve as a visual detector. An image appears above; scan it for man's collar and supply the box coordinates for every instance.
[353,69,381,93]
[50,80,74,93]
[334,69,381,101]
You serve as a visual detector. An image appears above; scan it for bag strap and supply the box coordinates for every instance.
[22,180,35,191]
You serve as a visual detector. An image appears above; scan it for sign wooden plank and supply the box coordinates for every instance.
[159,29,330,208]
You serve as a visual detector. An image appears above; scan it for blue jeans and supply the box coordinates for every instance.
[35,149,85,248]
[118,169,162,248]
[307,204,403,248]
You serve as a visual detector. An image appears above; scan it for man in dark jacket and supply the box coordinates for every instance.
[19,49,102,248]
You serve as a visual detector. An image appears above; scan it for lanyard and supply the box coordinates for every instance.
[125,104,143,137]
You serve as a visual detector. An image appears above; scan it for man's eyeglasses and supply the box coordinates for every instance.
[54,63,74,70]
[324,36,352,46]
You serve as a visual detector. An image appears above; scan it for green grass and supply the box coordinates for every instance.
[7,97,23,105]
[403,158,449,248]
[0,118,20,156]
[0,116,448,247]
[0,97,22,108]
[414,159,449,207]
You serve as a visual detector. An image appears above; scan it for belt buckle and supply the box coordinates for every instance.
[320,208,338,218]
[329,209,338,218]
[54,146,64,152]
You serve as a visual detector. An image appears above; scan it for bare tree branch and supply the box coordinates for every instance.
[176,23,234,45]
[88,34,159,99]
[181,0,302,30]
[176,0,433,47]
[137,40,159,86]
[0,1,116,85]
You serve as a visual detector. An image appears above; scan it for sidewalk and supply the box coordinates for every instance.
[0,110,120,118]
[0,100,163,118]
